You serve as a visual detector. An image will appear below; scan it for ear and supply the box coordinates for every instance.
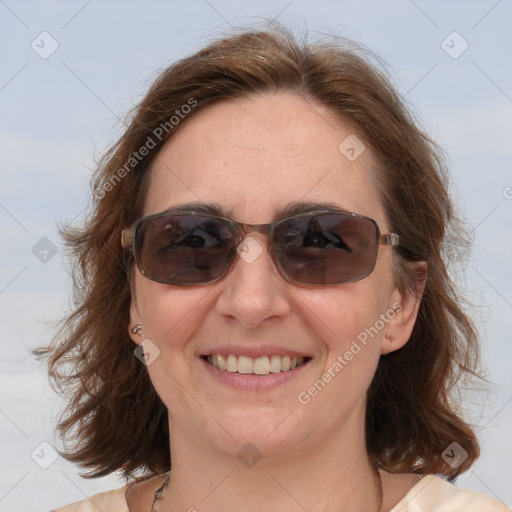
[380,261,427,355]
[128,299,143,345]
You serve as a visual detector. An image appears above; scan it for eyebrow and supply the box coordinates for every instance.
[163,201,350,220]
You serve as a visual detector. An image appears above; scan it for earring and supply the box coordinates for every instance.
[131,324,143,337]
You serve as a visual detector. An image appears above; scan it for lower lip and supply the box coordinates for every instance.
[200,357,311,391]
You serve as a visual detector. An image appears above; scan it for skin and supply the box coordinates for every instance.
[128,92,426,511]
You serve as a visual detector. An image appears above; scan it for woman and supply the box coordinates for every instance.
[49,24,509,511]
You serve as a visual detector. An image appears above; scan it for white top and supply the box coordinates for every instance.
[51,474,510,511]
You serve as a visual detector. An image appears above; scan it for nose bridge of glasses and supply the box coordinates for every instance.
[232,221,278,268]
[236,221,273,244]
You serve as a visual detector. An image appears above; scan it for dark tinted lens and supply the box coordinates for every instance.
[274,213,379,284]
[135,214,236,284]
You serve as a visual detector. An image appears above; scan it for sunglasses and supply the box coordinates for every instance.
[121,209,399,286]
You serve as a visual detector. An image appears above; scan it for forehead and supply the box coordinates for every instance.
[145,92,387,227]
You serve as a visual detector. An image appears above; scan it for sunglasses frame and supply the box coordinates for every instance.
[121,209,400,286]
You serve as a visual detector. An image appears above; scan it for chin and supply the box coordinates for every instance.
[199,405,308,459]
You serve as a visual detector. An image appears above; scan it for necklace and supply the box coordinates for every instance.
[151,472,170,512]
[151,469,383,511]
[375,467,384,512]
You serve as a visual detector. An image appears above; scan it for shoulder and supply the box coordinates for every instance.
[51,485,130,512]
[51,473,168,512]
[390,474,511,511]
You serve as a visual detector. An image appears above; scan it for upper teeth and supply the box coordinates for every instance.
[206,354,305,375]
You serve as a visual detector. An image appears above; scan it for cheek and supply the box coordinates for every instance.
[298,261,395,375]
[302,281,387,348]
[135,274,210,354]
[134,278,212,407]
[294,285,389,415]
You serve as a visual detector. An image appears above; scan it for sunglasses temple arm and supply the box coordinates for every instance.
[121,228,134,249]
[380,233,400,246]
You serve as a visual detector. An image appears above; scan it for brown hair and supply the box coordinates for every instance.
[48,23,480,480]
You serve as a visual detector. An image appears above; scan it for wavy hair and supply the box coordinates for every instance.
[48,23,480,479]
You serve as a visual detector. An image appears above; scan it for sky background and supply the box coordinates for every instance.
[0,1,511,510]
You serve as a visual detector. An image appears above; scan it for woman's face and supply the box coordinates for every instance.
[130,92,417,460]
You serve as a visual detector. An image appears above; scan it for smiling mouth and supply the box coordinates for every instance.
[202,354,311,375]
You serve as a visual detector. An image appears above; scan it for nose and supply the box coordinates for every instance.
[215,234,291,328]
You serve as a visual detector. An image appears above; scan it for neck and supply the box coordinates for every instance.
[160,410,382,512]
